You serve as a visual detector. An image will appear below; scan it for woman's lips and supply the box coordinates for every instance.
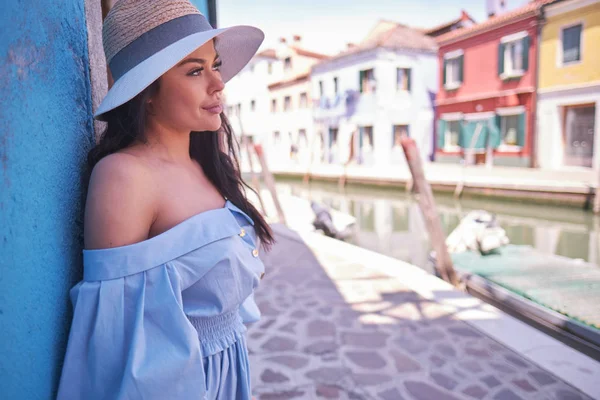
[203,104,223,114]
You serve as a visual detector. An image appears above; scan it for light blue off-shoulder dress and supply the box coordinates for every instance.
[57,200,265,400]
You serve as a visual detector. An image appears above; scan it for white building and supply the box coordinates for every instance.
[311,21,439,167]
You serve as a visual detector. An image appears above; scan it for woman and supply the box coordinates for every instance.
[57,0,273,399]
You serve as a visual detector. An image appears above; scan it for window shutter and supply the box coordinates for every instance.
[407,69,412,92]
[437,120,446,149]
[498,43,505,76]
[517,113,526,147]
[489,116,502,149]
[359,71,364,93]
[522,36,530,72]
[443,59,447,86]
[458,55,464,83]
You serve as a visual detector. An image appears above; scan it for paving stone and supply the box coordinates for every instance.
[493,388,524,400]
[260,389,306,399]
[429,355,446,368]
[257,301,279,316]
[512,378,537,393]
[490,362,516,375]
[259,319,276,330]
[404,381,461,400]
[306,367,350,383]
[352,373,393,386]
[462,384,488,399]
[554,389,584,400]
[345,351,386,369]
[435,343,457,358]
[308,319,336,337]
[448,326,482,338]
[430,372,458,391]
[459,360,483,374]
[304,340,337,355]
[528,371,557,386]
[481,375,502,388]
[465,346,492,358]
[391,350,421,373]
[505,354,529,368]
[279,321,297,333]
[266,355,310,370]
[316,384,340,398]
[318,307,333,316]
[261,336,297,352]
[342,332,389,348]
[378,388,405,400]
[261,368,290,384]
[420,329,445,341]
[394,337,428,355]
[290,310,308,319]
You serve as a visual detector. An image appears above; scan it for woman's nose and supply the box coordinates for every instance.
[209,72,225,93]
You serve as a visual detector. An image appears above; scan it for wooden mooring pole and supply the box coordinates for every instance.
[254,144,287,225]
[400,136,459,286]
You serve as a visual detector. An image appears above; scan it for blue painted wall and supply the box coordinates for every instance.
[0,0,94,398]
[0,0,212,398]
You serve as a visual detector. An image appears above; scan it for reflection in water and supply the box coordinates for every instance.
[277,179,600,271]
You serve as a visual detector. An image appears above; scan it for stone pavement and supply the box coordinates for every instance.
[247,227,594,400]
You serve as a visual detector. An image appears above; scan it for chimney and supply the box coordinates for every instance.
[279,37,287,43]
[346,43,356,50]
[293,35,302,43]
[487,0,507,18]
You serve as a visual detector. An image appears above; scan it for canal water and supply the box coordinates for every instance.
[274,178,600,273]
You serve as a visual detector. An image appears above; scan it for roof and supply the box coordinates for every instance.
[255,49,277,59]
[289,46,330,60]
[422,10,476,37]
[436,0,556,45]
[268,73,310,91]
[326,20,437,62]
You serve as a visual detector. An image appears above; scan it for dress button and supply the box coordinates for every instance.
[260,272,265,280]
[240,228,246,237]
[252,249,259,257]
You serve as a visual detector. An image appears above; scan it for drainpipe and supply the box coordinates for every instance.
[531,7,544,168]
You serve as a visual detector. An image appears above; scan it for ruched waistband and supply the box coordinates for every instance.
[186,310,246,357]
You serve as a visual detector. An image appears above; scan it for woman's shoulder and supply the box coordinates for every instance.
[84,153,157,250]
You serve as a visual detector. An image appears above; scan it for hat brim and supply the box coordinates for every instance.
[94,25,264,121]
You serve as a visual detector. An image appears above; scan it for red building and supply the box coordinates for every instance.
[435,1,552,167]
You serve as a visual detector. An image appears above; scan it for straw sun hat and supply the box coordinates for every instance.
[95,0,264,121]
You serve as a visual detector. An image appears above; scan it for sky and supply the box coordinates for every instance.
[218,0,529,55]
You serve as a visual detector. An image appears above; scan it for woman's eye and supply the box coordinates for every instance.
[213,61,222,71]
[190,68,204,76]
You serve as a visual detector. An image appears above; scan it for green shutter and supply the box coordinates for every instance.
[458,55,464,83]
[407,69,412,92]
[498,43,505,76]
[359,70,364,93]
[522,36,530,72]
[489,117,502,149]
[517,113,526,147]
[443,59,447,86]
[437,120,446,149]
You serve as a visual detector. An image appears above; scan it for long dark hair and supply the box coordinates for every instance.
[88,80,274,249]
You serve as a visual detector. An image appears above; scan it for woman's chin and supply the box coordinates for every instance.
[195,116,222,132]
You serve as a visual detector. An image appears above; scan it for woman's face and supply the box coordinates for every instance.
[149,40,224,133]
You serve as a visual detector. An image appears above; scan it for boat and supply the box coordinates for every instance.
[432,211,600,358]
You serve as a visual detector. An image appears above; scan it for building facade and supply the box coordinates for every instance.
[537,0,600,169]
[312,21,439,167]
[435,2,550,167]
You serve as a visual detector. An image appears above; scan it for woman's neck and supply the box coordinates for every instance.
[141,120,192,165]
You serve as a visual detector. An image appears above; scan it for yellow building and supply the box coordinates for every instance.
[537,0,600,169]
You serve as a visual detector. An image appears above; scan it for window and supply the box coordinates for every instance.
[235,103,241,116]
[250,100,256,112]
[268,61,273,74]
[499,34,529,79]
[359,69,376,93]
[396,68,411,92]
[284,96,291,111]
[333,77,339,95]
[329,128,339,147]
[298,129,307,146]
[445,120,460,148]
[393,125,409,147]
[562,24,582,65]
[273,131,281,144]
[271,98,277,113]
[319,81,324,97]
[284,57,292,71]
[444,53,463,90]
[360,126,374,151]
[299,92,308,108]
[500,115,519,146]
